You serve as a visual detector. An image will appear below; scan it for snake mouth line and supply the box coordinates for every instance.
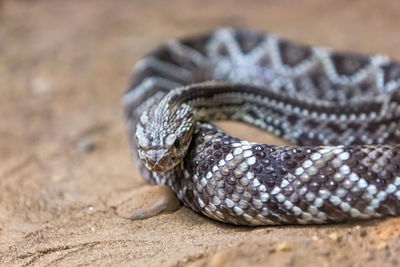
[144,158,167,172]
[144,153,178,172]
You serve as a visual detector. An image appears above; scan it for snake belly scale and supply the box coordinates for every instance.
[122,28,400,225]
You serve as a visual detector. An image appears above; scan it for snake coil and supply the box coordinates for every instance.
[123,28,400,225]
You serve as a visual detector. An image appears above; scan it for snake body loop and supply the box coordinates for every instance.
[123,28,400,225]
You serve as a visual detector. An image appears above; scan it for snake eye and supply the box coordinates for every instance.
[174,138,180,148]
[165,133,177,146]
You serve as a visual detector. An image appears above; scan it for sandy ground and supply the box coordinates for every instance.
[1,0,400,266]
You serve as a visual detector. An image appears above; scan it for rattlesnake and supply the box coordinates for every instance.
[122,28,400,225]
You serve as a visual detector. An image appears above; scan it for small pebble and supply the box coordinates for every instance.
[209,251,230,267]
[277,242,291,251]
[376,241,388,251]
[30,76,51,95]
[76,139,96,152]
[360,251,373,261]
[359,229,367,237]
[328,232,340,242]
[320,250,330,257]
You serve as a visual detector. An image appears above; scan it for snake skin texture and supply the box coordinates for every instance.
[122,28,400,225]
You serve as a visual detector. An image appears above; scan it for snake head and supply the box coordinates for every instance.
[136,102,194,172]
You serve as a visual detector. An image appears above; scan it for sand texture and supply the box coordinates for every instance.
[1,0,400,266]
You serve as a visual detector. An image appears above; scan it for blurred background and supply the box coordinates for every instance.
[1,1,400,266]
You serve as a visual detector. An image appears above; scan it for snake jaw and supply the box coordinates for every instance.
[143,149,166,171]
[141,148,175,172]
[139,132,193,172]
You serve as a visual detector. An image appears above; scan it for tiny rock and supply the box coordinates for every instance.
[376,241,388,251]
[277,242,291,251]
[328,232,340,242]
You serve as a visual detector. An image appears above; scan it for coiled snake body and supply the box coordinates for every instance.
[123,28,400,225]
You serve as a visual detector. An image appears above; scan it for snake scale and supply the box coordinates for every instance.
[122,28,400,225]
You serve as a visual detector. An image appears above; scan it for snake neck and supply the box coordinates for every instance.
[162,82,399,147]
